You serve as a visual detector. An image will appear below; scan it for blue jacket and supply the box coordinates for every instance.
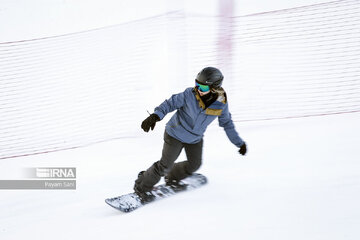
[154,87,244,148]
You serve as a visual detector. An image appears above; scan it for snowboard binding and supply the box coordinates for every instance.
[165,176,188,192]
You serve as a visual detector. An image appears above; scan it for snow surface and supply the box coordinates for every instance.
[0,112,359,240]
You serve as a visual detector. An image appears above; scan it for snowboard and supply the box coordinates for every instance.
[105,173,207,213]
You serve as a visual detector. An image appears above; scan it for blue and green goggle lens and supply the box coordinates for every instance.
[195,81,210,92]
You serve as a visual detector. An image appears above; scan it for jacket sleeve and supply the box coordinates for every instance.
[153,89,188,120]
[218,103,244,148]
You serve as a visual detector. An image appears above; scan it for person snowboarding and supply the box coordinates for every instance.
[134,67,247,201]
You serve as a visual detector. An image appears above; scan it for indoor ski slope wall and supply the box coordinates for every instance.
[0,0,359,159]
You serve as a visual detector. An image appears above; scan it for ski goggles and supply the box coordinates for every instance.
[195,81,210,92]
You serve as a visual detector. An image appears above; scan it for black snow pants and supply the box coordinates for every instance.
[134,131,203,192]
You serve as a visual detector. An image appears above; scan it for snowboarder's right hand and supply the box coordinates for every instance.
[141,114,160,132]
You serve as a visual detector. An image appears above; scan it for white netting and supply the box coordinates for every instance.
[229,0,360,121]
[0,15,169,159]
[0,0,359,159]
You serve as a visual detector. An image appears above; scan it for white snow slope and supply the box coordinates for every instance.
[0,112,359,240]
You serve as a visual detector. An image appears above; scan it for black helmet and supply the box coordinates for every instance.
[195,67,223,88]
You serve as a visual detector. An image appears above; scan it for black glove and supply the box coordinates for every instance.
[141,114,160,132]
[239,142,247,155]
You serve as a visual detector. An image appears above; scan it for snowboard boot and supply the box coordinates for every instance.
[134,189,155,203]
[137,171,145,179]
[165,176,188,192]
[134,171,155,203]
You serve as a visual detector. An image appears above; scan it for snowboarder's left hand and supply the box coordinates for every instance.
[239,142,247,155]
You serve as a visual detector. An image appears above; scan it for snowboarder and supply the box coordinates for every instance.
[134,67,247,201]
